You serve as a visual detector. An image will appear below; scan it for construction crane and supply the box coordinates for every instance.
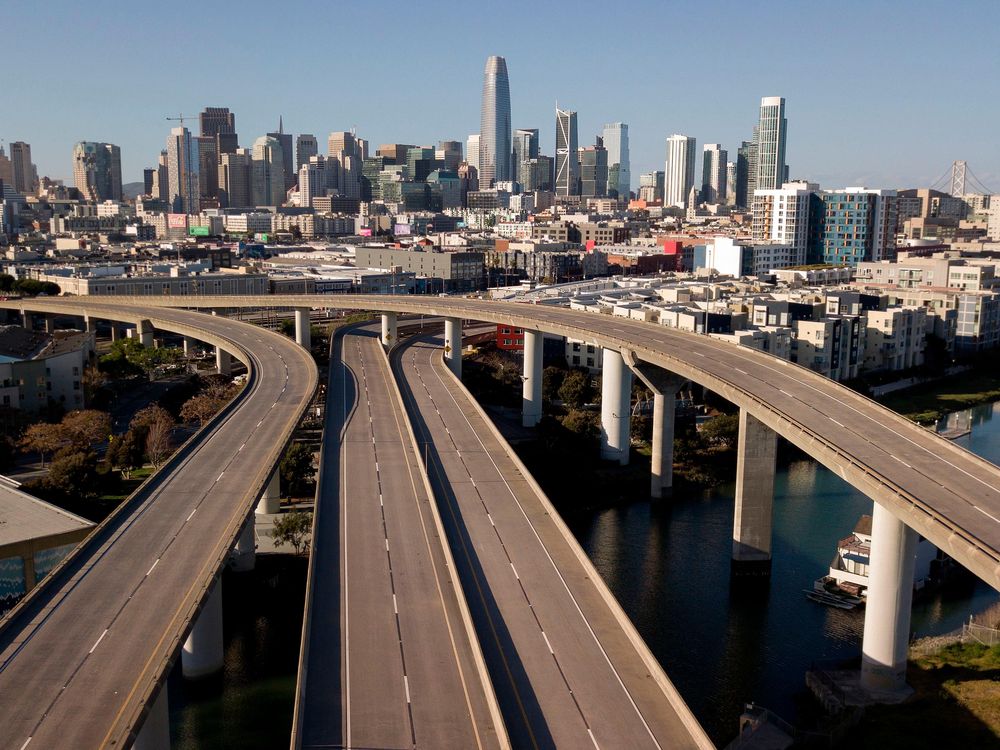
[165,114,189,128]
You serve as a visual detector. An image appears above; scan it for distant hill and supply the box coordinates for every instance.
[122,182,145,199]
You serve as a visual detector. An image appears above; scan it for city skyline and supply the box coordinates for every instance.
[4,0,998,191]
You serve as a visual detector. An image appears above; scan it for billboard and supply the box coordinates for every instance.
[254,233,269,242]
[188,226,210,237]
[167,213,187,229]
[394,223,411,236]
[358,228,373,237]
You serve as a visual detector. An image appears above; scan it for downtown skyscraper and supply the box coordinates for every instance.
[664,134,696,208]
[555,108,578,196]
[602,122,630,200]
[478,55,512,187]
[72,142,122,202]
[165,127,199,214]
[701,143,727,204]
[755,96,787,191]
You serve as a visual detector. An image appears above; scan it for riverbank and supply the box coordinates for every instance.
[875,370,1000,425]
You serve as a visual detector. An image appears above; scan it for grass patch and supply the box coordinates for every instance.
[876,372,1000,424]
[853,642,1000,748]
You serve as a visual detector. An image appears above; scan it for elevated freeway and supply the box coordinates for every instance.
[394,332,712,748]
[293,323,506,749]
[71,294,1000,593]
[0,300,318,749]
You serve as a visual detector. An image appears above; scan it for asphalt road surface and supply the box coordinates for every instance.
[393,334,711,750]
[296,324,505,750]
[0,305,317,749]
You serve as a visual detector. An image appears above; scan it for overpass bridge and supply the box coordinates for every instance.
[0,301,318,749]
[62,294,1000,690]
[1,293,999,745]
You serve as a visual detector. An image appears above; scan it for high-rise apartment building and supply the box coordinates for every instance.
[218,149,252,208]
[513,129,539,187]
[479,55,512,186]
[165,127,199,214]
[151,150,169,201]
[522,156,553,192]
[578,139,608,198]
[701,143,727,204]
[810,188,898,266]
[736,139,756,208]
[252,136,286,206]
[726,162,737,205]
[602,122,630,199]
[296,134,318,172]
[72,142,122,202]
[9,142,36,195]
[638,171,665,202]
[555,108,579,196]
[199,107,236,137]
[751,181,815,266]
[465,135,481,174]
[664,134,696,208]
[267,117,295,192]
[377,144,415,166]
[755,97,787,192]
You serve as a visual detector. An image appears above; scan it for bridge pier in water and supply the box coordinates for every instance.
[215,347,232,377]
[732,409,776,577]
[624,353,684,498]
[600,348,632,465]
[294,308,311,350]
[231,516,255,572]
[522,329,543,427]
[444,316,462,378]
[182,578,224,679]
[131,685,169,750]
[861,503,918,695]
[381,312,397,348]
[256,470,280,515]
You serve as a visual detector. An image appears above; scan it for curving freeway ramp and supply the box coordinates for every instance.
[70,294,1000,591]
[0,300,318,749]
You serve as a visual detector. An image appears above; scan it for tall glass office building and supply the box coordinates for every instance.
[601,122,630,199]
[555,108,579,196]
[479,55,512,187]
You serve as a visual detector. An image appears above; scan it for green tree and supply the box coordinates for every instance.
[562,409,600,438]
[60,409,112,450]
[46,450,101,500]
[558,369,594,409]
[700,413,740,449]
[272,511,313,555]
[280,442,315,496]
[0,274,15,292]
[12,279,60,296]
[542,366,566,402]
[106,429,145,478]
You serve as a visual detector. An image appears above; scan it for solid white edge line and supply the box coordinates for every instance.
[187,508,197,521]
[145,559,159,577]
[19,738,31,750]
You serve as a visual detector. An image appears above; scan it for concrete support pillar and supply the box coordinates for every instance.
[83,314,96,333]
[231,517,255,572]
[600,348,632,466]
[294,308,311,350]
[44,316,55,334]
[444,317,462,379]
[732,409,777,576]
[861,503,919,695]
[132,685,170,750]
[182,578,224,679]
[522,329,543,427]
[381,312,397,348]
[182,336,194,357]
[21,310,30,330]
[256,470,280,515]
[650,391,678,498]
[111,324,120,342]
[215,347,231,377]
[139,321,154,348]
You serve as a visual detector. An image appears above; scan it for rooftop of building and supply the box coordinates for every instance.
[0,477,93,549]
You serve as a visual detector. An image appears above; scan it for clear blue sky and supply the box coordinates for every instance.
[5,0,998,191]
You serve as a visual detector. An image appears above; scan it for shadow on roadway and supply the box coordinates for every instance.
[393,339,556,750]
